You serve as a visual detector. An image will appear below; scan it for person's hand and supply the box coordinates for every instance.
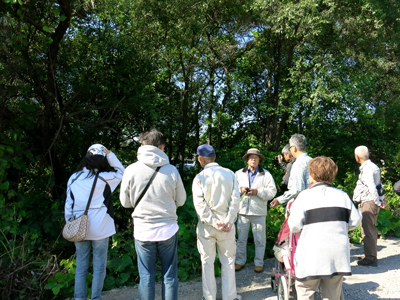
[270,198,280,208]
[216,222,233,232]
[380,201,386,209]
[247,188,257,196]
[223,222,233,232]
[240,187,248,194]
[278,155,283,163]
[215,222,224,231]
[103,147,111,155]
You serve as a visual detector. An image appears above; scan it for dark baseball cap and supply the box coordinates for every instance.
[196,144,216,157]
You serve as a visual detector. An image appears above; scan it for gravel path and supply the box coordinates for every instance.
[102,237,400,299]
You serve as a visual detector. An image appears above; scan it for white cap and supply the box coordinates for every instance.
[87,144,106,157]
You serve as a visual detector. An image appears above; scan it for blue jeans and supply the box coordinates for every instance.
[74,237,109,300]
[135,233,179,300]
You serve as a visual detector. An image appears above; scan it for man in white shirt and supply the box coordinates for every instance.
[270,134,312,208]
[192,144,241,300]
[353,145,386,266]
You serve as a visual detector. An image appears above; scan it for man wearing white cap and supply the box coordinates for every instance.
[234,148,277,273]
[192,144,241,300]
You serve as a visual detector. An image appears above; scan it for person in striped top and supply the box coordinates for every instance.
[288,156,362,299]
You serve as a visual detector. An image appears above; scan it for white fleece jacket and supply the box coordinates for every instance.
[65,152,125,240]
[119,145,186,234]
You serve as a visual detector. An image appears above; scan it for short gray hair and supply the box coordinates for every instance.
[289,134,307,151]
[355,146,369,160]
[282,144,291,155]
[202,156,216,164]
[198,155,216,166]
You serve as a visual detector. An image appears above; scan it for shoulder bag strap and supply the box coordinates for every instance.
[83,172,100,216]
[133,166,161,211]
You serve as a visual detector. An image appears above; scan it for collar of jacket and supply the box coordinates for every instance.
[203,162,220,170]
[308,182,333,189]
[359,159,371,171]
[242,165,265,174]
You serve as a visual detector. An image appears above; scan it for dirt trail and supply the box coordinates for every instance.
[102,237,400,300]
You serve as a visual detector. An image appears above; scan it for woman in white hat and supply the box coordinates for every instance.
[65,144,125,300]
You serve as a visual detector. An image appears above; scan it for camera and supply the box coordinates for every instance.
[274,156,279,160]
[376,184,385,196]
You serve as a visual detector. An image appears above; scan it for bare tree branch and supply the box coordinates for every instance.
[66,105,117,118]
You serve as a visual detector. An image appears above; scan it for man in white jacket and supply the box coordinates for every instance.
[192,144,241,300]
[234,148,277,273]
[119,129,186,300]
[270,133,312,208]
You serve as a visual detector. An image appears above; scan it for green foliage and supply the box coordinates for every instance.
[105,233,138,290]
[377,180,400,238]
[0,133,61,299]
[177,196,202,281]
[349,226,363,244]
[266,206,286,257]
[44,258,76,297]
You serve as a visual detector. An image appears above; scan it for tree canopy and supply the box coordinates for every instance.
[1,0,400,298]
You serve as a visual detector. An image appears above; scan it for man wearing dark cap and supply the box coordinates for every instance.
[192,144,241,300]
[234,148,277,273]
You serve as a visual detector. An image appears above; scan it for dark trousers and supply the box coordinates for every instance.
[359,200,380,261]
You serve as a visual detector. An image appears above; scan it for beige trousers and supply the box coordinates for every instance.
[197,221,238,300]
[295,276,343,300]
[236,214,266,267]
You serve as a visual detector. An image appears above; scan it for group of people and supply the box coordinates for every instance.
[64,129,390,300]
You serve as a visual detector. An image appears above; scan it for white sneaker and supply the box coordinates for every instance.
[234,294,242,300]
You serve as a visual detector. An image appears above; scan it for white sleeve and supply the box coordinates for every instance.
[119,165,133,208]
[288,194,306,233]
[225,173,241,224]
[348,195,362,230]
[101,152,125,191]
[192,175,219,228]
[256,171,277,201]
[64,176,75,221]
[363,167,379,201]
[174,170,186,207]
[278,163,303,204]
